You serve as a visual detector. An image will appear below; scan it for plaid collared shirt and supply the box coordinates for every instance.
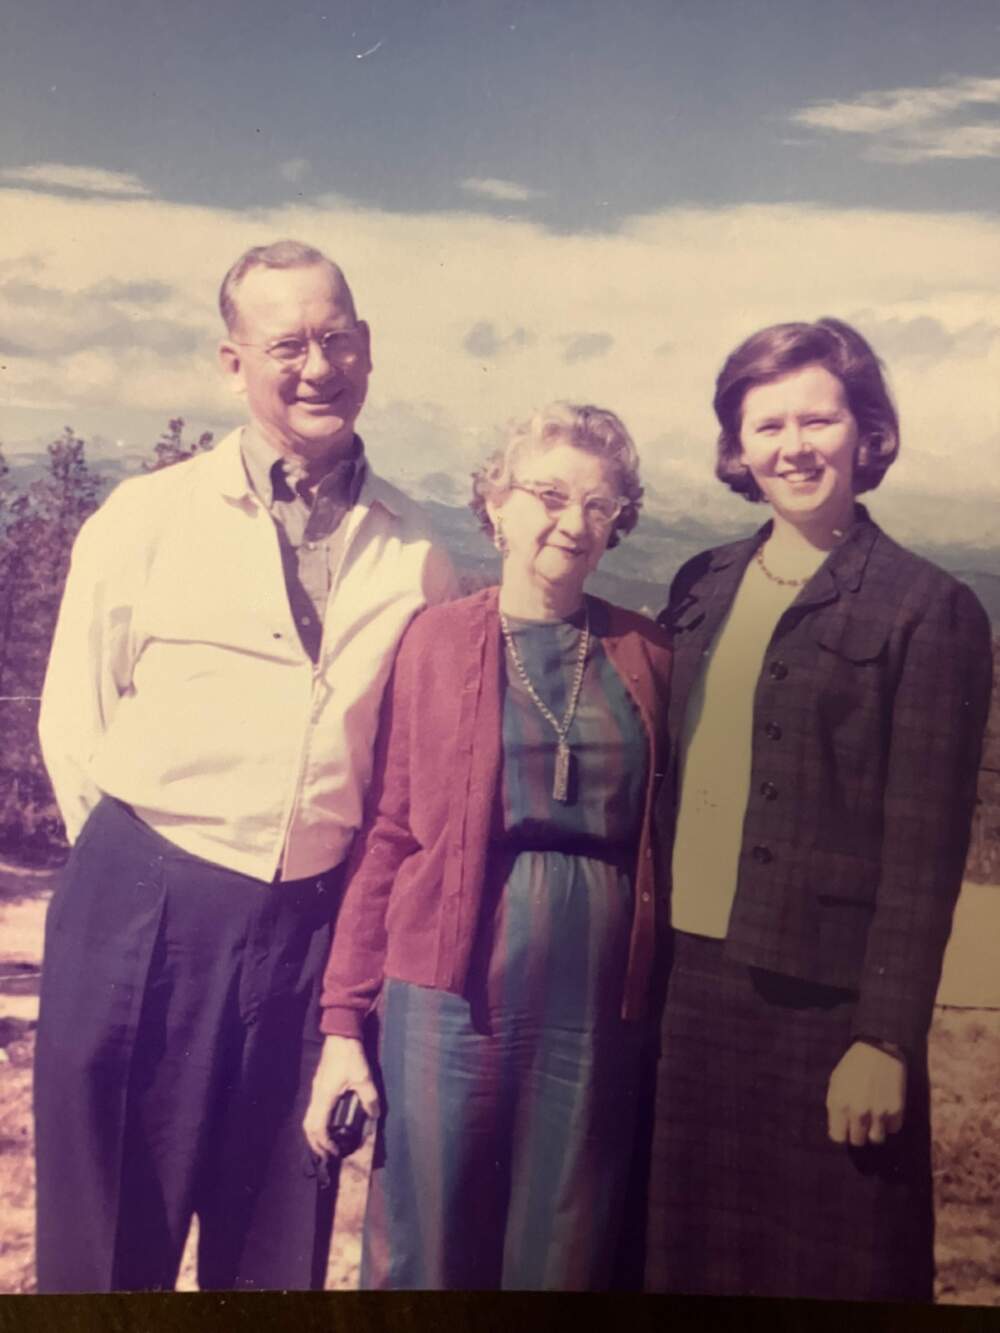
[241,426,367,661]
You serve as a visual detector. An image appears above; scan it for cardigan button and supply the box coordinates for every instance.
[760,780,778,801]
[751,844,773,865]
[765,721,782,740]
[768,660,788,681]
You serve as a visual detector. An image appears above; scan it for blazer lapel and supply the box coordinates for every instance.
[778,505,880,636]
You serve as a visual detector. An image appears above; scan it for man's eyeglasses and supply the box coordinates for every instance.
[510,482,625,529]
[234,328,364,370]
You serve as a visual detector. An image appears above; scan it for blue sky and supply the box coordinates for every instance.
[1,0,999,543]
[5,0,1000,220]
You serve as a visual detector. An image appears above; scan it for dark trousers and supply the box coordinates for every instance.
[34,798,341,1292]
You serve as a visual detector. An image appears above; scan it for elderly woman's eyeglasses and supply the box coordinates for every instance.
[234,329,364,370]
[510,482,625,529]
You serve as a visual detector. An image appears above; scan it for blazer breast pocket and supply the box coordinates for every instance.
[813,618,888,665]
[812,617,892,734]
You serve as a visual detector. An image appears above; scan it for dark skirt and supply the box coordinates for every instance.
[645,932,934,1301]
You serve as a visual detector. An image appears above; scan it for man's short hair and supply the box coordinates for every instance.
[219,240,345,332]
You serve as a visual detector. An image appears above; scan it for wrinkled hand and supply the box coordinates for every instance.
[826,1040,906,1147]
[302,1035,380,1159]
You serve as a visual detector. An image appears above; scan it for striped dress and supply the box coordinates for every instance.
[362,603,649,1290]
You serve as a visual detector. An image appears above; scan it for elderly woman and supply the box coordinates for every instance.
[303,402,670,1289]
[645,319,992,1301]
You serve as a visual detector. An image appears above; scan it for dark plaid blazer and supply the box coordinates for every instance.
[659,505,993,1053]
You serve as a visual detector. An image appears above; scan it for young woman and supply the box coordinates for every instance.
[645,319,992,1301]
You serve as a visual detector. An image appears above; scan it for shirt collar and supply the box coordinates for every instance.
[239,423,366,508]
[209,424,400,520]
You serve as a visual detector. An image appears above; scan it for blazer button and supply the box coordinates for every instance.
[768,660,788,681]
[765,721,782,740]
[760,780,778,800]
[751,844,773,865]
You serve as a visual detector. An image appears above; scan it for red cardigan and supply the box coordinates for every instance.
[319,586,672,1035]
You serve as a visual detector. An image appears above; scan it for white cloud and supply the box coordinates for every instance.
[874,123,1000,165]
[794,75,1000,135]
[791,73,1000,163]
[459,176,542,203]
[1,186,999,546]
[0,162,151,196]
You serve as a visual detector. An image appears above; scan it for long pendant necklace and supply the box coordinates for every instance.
[499,604,590,802]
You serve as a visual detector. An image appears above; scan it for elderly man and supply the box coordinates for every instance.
[34,240,456,1292]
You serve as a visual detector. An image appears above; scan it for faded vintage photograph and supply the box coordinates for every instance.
[0,0,998,1306]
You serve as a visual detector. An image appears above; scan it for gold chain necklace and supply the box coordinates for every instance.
[754,544,809,588]
[499,605,590,802]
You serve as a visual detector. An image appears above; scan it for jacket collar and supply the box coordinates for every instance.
[821,503,879,593]
[357,468,403,518]
[786,503,879,608]
[204,427,253,500]
[206,425,400,517]
[701,502,879,606]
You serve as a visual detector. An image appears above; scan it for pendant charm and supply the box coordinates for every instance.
[553,741,571,802]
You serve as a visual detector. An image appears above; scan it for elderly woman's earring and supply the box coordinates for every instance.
[493,518,509,557]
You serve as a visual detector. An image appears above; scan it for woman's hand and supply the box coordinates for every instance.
[826,1040,906,1147]
[302,1035,381,1159]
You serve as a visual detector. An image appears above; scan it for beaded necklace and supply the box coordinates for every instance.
[499,605,590,802]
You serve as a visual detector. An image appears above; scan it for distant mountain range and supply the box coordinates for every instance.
[420,496,1000,627]
[6,446,1000,628]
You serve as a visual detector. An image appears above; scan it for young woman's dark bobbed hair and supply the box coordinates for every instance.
[714,318,900,502]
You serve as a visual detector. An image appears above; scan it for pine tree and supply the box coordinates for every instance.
[0,439,13,692]
[144,417,214,471]
[0,428,101,855]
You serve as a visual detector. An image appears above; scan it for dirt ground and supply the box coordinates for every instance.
[2,866,999,1301]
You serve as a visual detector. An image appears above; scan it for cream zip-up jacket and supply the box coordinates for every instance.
[38,428,457,883]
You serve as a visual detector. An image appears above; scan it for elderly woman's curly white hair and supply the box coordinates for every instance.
[470,402,643,550]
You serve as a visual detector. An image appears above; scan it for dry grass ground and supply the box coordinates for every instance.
[1,865,998,1301]
[929,1008,1000,1305]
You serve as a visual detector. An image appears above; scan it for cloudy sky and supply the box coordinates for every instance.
[2,0,999,544]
